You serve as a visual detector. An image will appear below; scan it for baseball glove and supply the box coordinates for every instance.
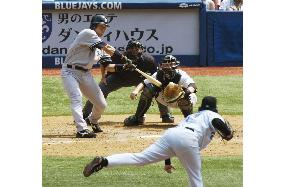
[216,119,234,141]
[163,82,185,103]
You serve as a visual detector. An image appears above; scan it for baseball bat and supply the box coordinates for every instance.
[135,68,162,87]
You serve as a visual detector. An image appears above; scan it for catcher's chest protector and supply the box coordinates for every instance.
[156,70,181,88]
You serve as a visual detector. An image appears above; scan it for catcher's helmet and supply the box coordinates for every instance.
[90,15,109,29]
[198,96,218,113]
[159,55,180,79]
[126,40,144,50]
[161,55,180,68]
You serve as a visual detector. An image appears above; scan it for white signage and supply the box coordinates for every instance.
[42,9,199,58]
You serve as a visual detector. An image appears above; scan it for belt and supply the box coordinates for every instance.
[185,127,194,132]
[66,64,88,72]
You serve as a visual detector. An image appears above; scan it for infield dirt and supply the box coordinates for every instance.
[42,114,242,157]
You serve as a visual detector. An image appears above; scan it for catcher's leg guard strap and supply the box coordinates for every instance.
[135,87,153,118]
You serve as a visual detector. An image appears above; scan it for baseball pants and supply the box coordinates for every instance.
[61,68,107,132]
[106,126,203,187]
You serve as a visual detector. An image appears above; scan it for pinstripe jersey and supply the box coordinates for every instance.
[63,29,104,69]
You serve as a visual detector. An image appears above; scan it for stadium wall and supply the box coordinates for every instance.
[42,0,242,68]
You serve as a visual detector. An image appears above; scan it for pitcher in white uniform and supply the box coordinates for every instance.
[83,96,234,187]
[61,15,135,138]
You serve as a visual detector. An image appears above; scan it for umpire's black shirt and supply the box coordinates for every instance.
[109,52,158,84]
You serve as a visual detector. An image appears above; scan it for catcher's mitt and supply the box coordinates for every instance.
[216,119,234,141]
[163,82,185,103]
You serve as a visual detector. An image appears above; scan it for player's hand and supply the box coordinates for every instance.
[164,165,175,174]
[130,91,138,100]
[100,76,107,85]
[123,61,136,71]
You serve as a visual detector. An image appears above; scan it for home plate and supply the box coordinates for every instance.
[139,135,161,138]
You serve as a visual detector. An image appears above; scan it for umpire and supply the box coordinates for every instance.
[82,40,174,123]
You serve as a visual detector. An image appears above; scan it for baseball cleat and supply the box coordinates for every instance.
[124,115,145,126]
[162,117,175,123]
[85,118,103,133]
[161,114,175,123]
[76,129,96,138]
[83,156,105,177]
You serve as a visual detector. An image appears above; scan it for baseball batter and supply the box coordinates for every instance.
[61,15,135,138]
[124,55,197,126]
[82,40,174,123]
[83,96,234,187]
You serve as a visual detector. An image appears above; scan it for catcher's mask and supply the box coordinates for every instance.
[159,55,180,79]
[126,40,144,60]
[198,96,218,113]
[90,15,109,29]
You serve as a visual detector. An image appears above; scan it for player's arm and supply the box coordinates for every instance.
[94,42,128,63]
[130,83,144,100]
[87,32,128,62]
[106,63,130,73]
[212,118,234,141]
[100,64,107,85]
[185,83,197,94]
[179,71,197,94]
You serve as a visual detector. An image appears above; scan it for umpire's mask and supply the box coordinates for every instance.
[126,40,144,61]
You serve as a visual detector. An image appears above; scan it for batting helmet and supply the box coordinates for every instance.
[126,40,144,50]
[90,15,109,29]
[198,96,218,113]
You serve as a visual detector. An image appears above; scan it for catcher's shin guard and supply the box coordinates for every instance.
[124,87,154,126]
[157,102,174,123]
[181,108,192,118]
[135,87,153,118]
[178,98,193,117]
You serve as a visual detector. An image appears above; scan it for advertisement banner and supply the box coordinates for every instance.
[42,9,200,67]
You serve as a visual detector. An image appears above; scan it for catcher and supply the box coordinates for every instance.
[124,55,197,126]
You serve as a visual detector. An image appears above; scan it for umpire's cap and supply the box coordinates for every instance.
[90,15,109,29]
[198,96,218,113]
[126,40,144,50]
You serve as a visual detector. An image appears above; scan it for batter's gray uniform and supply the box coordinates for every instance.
[61,28,106,133]
[106,110,226,187]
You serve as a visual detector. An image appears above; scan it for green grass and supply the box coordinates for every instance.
[42,156,242,187]
[42,75,242,116]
